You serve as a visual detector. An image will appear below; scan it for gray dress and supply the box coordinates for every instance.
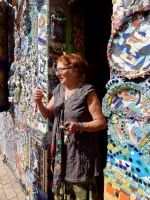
[52,82,101,183]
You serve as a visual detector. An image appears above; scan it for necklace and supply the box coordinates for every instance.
[65,81,80,100]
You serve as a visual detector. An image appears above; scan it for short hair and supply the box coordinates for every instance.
[57,54,89,77]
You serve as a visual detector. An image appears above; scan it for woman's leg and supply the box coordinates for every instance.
[65,177,100,200]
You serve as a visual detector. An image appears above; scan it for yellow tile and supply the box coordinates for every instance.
[118,175,121,179]
[123,179,127,184]
[122,184,126,189]
[125,150,130,154]
[121,169,125,173]
[112,178,116,183]
[115,172,119,177]
[137,189,143,195]
[130,194,136,200]
[112,149,115,153]
[115,185,120,191]
[122,150,129,154]
[122,150,125,154]
[109,144,113,149]
[108,177,112,181]
[126,187,131,192]
[112,0,116,3]
[123,174,127,179]
[112,184,116,189]
[114,147,118,152]
[140,138,149,147]
[125,182,130,187]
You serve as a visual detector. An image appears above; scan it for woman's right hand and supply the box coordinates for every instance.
[33,88,44,103]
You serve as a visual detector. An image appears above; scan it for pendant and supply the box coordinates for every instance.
[64,134,70,145]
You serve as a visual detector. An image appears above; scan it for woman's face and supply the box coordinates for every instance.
[56,62,77,85]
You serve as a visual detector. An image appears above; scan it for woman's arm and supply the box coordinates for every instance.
[82,91,106,132]
[33,88,54,119]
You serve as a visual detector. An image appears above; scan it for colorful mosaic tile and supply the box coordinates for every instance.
[103,1,150,198]
[7,0,49,134]
[102,77,150,198]
[108,0,150,79]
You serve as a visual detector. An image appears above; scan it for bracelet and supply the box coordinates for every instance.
[79,122,83,133]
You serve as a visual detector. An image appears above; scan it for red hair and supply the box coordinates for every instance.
[57,54,89,77]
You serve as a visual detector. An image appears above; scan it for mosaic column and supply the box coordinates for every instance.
[102,0,150,200]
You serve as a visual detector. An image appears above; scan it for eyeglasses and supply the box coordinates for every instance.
[55,67,72,73]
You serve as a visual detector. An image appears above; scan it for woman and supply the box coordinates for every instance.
[33,54,106,200]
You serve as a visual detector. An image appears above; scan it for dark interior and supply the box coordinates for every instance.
[70,0,112,198]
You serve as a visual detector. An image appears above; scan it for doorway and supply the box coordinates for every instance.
[68,0,112,198]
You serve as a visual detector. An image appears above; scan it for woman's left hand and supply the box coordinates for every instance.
[64,121,80,134]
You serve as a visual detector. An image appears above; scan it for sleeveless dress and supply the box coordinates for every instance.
[52,82,101,199]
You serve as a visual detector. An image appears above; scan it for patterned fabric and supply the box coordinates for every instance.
[51,103,65,195]
[54,177,100,200]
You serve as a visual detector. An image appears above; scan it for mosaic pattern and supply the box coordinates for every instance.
[0,112,36,198]
[30,129,46,193]
[8,0,49,134]
[103,80,150,118]
[103,1,150,199]
[111,0,150,35]
[108,0,150,79]
[102,80,150,199]
[37,2,49,133]
[105,128,150,199]
[0,111,49,199]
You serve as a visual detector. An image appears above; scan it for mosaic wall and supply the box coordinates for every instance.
[8,0,49,134]
[0,0,50,199]
[102,0,150,199]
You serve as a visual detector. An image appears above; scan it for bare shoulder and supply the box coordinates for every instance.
[87,90,101,106]
[87,91,105,118]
